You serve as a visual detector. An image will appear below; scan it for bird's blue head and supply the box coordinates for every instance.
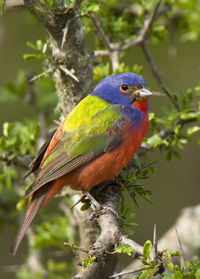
[92,72,152,106]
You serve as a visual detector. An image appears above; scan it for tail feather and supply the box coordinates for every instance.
[9,194,45,256]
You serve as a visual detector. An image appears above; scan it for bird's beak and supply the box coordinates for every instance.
[137,87,153,98]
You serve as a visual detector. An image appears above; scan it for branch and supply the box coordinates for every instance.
[117,0,161,51]
[72,184,121,279]
[90,1,161,75]
[89,12,120,71]
[23,0,94,115]
[89,12,112,51]
[72,184,145,279]
[120,235,143,257]
[64,242,89,254]
[0,154,30,169]
[140,116,198,151]
[162,86,180,111]
[140,41,163,88]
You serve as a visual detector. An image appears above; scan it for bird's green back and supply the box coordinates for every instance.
[42,95,122,167]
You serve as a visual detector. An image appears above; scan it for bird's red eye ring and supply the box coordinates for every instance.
[120,83,129,93]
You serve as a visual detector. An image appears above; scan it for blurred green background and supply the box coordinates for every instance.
[0,8,199,279]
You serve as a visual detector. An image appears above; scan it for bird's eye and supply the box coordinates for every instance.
[120,83,129,93]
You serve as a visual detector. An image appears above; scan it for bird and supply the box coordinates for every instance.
[10,72,152,256]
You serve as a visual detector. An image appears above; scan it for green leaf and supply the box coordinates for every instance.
[162,272,174,279]
[3,122,13,137]
[149,112,155,121]
[87,4,99,12]
[23,53,43,60]
[42,43,48,54]
[36,40,43,50]
[139,267,154,279]
[82,256,96,268]
[16,198,27,211]
[114,242,133,256]
[143,240,152,260]
[187,126,200,135]
[27,41,38,50]
[167,261,174,271]
[147,134,168,147]
[81,202,91,211]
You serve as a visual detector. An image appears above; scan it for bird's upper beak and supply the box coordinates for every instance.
[137,87,153,98]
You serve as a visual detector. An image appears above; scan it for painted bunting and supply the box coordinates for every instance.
[10,72,152,256]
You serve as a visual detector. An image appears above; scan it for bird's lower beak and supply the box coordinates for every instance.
[137,87,153,98]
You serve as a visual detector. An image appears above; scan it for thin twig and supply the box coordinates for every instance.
[94,50,110,56]
[141,41,163,88]
[110,50,120,71]
[140,115,198,152]
[125,183,145,188]
[70,194,86,209]
[28,68,53,83]
[119,0,161,51]
[153,224,158,262]
[175,227,187,269]
[61,13,86,50]
[109,267,146,278]
[162,86,180,111]
[132,160,156,174]
[59,65,79,82]
[89,12,112,51]
[152,91,166,97]
[1,0,6,14]
[64,242,89,254]
[140,0,161,40]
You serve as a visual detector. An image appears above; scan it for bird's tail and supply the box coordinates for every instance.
[9,191,46,256]
[9,179,64,256]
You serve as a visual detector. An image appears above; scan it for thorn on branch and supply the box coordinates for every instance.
[70,194,86,209]
[153,224,158,262]
[175,227,187,270]
[59,65,79,82]
[109,267,146,278]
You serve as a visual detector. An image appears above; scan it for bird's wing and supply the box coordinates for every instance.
[24,95,131,197]
[23,131,55,179]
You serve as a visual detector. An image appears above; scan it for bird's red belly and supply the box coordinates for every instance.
[62,129,143,191]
